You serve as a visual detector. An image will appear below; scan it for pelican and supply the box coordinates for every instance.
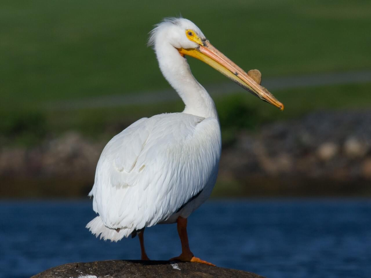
[87,17,283,265]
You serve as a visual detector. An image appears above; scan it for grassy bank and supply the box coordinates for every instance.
[1,1,371,199]
[1,0,371,110]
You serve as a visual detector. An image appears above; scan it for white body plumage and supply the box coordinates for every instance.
[87,18,221,241]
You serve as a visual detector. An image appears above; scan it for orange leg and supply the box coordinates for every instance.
[170,216,215,266]
[138,230,150,261]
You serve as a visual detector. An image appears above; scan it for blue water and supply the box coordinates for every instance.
[1,200,371,278]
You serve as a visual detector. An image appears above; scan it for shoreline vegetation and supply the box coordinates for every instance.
[2,109,371,199]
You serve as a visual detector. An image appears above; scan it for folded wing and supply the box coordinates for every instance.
[88,113,221,239]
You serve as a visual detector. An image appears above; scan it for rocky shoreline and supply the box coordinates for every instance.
[1,111,371,197]
[220,110,371,180]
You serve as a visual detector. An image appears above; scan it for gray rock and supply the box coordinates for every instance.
[344,137,368,158]
[316,142,339,161]
[32,260,264,278]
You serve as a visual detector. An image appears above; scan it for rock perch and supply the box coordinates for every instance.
[32,260,264,278]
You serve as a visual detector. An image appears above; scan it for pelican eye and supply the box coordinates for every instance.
[185,29,203,45]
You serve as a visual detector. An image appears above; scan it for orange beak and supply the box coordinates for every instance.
[178,40,284,111]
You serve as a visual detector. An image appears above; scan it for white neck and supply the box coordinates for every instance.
[154,42,218,119]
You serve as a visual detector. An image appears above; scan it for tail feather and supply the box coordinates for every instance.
[86,216,133,242]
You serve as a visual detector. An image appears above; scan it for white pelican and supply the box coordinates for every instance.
[87,17,283,265]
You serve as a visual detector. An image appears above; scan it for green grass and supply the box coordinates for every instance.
[1,0,371,110]
[1,0,371,147]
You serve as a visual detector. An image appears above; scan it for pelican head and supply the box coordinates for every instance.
[149,17,284,110]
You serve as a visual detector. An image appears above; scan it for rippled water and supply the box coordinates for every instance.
[1,200,370,278]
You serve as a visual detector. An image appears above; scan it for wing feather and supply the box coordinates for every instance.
[89,113,221,239]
